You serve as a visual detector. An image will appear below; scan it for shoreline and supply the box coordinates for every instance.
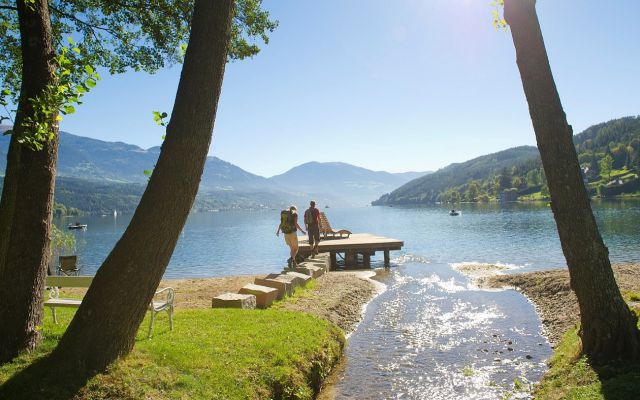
[464,263,640,346]
[159,269,383,334]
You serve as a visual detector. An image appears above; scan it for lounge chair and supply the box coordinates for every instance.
[319,212,352,239]
[58,255,80,276]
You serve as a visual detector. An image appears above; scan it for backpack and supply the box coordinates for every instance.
[304,208,318,226]
[304,209,313,226]
[280,210,296,234]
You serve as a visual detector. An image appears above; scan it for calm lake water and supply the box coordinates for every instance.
[57,200,640,399]
[59,199,640,278]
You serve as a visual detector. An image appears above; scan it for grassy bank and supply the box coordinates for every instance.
[535,301,640,399]
[0,300,344,399]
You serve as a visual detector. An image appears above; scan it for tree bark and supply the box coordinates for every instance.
[504,0,640,363]
[0,0,58,364]
[50,0,234,373]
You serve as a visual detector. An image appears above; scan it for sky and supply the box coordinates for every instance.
[59,0,640,177]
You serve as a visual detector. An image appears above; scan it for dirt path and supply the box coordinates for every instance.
[477,263,640,346]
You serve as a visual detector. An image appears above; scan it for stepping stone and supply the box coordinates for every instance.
[239,283,279,309]
[306,262,329,273]
[212,293,256,309]
[269,273,303,290]
[254,277,292,300]
[293,265,324,278]
[285,271,312,285]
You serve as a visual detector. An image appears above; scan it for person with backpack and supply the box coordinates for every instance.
[276,205,306,269]
[304,200,321,257]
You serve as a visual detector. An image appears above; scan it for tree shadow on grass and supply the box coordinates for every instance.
[0,354,96,400]
[592,360,640,400]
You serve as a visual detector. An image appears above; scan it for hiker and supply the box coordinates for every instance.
[276,205,306,268]
[304,200,321,257]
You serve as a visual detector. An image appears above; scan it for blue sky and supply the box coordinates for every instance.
[60,0,640,177]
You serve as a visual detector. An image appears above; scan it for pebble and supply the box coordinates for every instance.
[507,347,514,352]
[526,355,533,360]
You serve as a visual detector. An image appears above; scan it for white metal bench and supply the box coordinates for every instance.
[44,276,174,338]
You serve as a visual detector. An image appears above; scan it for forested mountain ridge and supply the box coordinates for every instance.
[0,127,429,213]
[373,116,640,205]
[373,146,541,205]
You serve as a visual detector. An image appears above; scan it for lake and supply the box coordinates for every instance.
[59,199,640,278]
[56,200,640,399]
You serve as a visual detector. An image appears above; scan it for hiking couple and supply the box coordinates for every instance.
[276,201,321,269]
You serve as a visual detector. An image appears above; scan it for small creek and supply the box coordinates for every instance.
[330,260,552,399]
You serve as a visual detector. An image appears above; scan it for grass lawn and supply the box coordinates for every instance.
[535,304,640,400]
[0,290,344,400]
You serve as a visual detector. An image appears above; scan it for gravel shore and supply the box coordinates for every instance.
[161,270,379,333]
[476,263,640,346]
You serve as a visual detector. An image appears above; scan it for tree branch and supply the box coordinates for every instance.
[48,5,115,35]
[0,5,18,11]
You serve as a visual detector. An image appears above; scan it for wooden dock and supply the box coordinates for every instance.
[297,233,403,269]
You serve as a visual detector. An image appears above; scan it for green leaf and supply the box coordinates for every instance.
[84,65,94,75]
[85,78,96,88]
[64,105,75,114]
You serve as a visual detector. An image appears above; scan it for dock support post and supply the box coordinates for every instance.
[384,249,390,268]
[363,253,371,268]
[345,251,357,267]
[330,252,337,270]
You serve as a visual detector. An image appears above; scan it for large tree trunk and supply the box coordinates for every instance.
[0,0,58,364]
[504,0,640,363]
[49,0,234,373]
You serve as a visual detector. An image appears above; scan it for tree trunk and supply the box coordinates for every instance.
[50,0,234,373]
[504,0,640,363]
[0,0,58,364]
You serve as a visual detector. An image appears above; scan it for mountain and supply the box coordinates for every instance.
[0,126,272,192]
[373,116,640,205]
[269,161,430,206]
[373,146,540,205]
[0,127,429,212]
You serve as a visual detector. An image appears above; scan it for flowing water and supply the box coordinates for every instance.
[56,200,640,399]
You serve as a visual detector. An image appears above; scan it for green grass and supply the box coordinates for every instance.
[535,319,640,400]
[0,293,344,399]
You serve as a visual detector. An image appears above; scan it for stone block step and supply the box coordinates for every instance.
[238,283,279,308]
[212,293,256,309]
[271,273,304,289]
[293,265,324,278]
[254,277,292,299]
[285,271,313,285]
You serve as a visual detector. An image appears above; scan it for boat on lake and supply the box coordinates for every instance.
[449,210,460,216]
[68,222,87,230]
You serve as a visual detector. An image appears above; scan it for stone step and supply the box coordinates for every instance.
[270,273,304,289]
[239,283,279,309]
[293,265,324,278]
[254,277,292,299]
[285,271,313,285]
[212,293,256,309]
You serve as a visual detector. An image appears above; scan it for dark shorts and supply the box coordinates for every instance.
[308,225,320,246]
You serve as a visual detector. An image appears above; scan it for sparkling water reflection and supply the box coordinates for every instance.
[333,262,552,399]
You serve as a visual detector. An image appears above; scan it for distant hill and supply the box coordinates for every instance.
[0,127,429,212]
[373,116,640,205]
[373,146,540,205]
[0,127,272,192]
[270,161,430,206]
